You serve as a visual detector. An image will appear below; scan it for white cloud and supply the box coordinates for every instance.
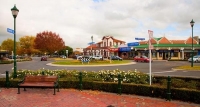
[0,0,200,49]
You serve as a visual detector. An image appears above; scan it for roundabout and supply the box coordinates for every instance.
[0,57,200,78]
[46,61,136,67]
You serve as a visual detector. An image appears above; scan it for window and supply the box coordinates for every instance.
[104,42,106,47]
[110,42,112,46]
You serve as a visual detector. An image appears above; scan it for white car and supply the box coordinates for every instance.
[92,55,103,60]
[188,55,200,62]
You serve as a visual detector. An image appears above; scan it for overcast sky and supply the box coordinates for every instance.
[1,0,200,49]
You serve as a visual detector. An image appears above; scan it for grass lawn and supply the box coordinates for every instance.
[52,59,132,65]
[174,65,200,70]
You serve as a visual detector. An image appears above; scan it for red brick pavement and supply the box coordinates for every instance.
[0,88,199,107]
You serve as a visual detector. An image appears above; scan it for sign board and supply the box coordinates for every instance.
[119,47,131,52]
[7,28,14,34]
[109,48,118,52]
[127,42,139,47]
[135,38,145,40]
[88,42,95,45]
[66,50,68,53]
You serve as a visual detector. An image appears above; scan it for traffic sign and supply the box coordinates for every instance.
[88,42,95,45]
[135,37,145,40]
[127,42,139,47]
[7,28,14,34]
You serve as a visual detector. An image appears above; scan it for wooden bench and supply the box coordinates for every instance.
[17,75,59,95]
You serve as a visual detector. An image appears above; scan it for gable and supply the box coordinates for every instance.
[139,41,148,45]
[185,37,198,44]
[158,37,172,44]
[148,38,157,44]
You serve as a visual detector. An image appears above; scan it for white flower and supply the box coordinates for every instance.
[114,78,118,81]
[123,79,126,81]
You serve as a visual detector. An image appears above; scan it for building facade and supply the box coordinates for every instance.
[83,36,126,58]
[135,36,200,60]
[83,35,200,60]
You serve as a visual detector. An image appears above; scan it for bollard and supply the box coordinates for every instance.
[79,72,83,91]
[42,70,45,75]
[5,71,10,88]
[118,74,121,95]
[166,76,171,101]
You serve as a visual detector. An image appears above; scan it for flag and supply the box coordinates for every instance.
[148,30,154,49]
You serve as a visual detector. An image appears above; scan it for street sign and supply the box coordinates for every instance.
[135,37,145,40]
[119,47,131,52]
[7,28,14,34]
[127,42,139,47]
[88,42,95,45]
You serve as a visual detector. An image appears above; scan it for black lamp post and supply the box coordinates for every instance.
[11,4,19,78]
[190,19,195,67]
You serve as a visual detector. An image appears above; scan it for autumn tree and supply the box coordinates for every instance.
[1,38,20,55]
[34,31,65,55]
[1,39,13,54]
[18,36,40,55]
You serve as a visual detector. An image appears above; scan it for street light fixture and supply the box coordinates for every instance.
[11,4,19,78]
[190,19,195,67]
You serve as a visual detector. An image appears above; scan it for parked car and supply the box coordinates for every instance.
[134,55,152,62]
[92,55,103,60]
[60,55,66,59]
[41,56,47,61]
[188,55,200,62]
[109,56,122,61]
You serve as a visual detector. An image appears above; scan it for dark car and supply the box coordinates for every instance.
[41,56,47,61]
[134,55,152,62]
[110,56,123,61]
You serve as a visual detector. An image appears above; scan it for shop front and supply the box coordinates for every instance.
[118,47,131,59]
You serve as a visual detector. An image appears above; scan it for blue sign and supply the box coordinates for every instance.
[88,42,95,45]
[7,28,14,34]
[135,37,145,40]
[119,47,131,52]
[127,42,139,47]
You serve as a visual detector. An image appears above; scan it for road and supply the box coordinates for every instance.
[0,57,200,78]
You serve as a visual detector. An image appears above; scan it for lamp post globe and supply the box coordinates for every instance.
[11,4,19,78]
[190,19,195,67]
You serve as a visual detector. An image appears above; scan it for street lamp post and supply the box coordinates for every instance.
[11,4,19,78]
[190,19,195,67]
[91,36,93,56]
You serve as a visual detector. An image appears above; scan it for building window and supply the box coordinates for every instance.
[110,42,112,46]
[104,42,106,47]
